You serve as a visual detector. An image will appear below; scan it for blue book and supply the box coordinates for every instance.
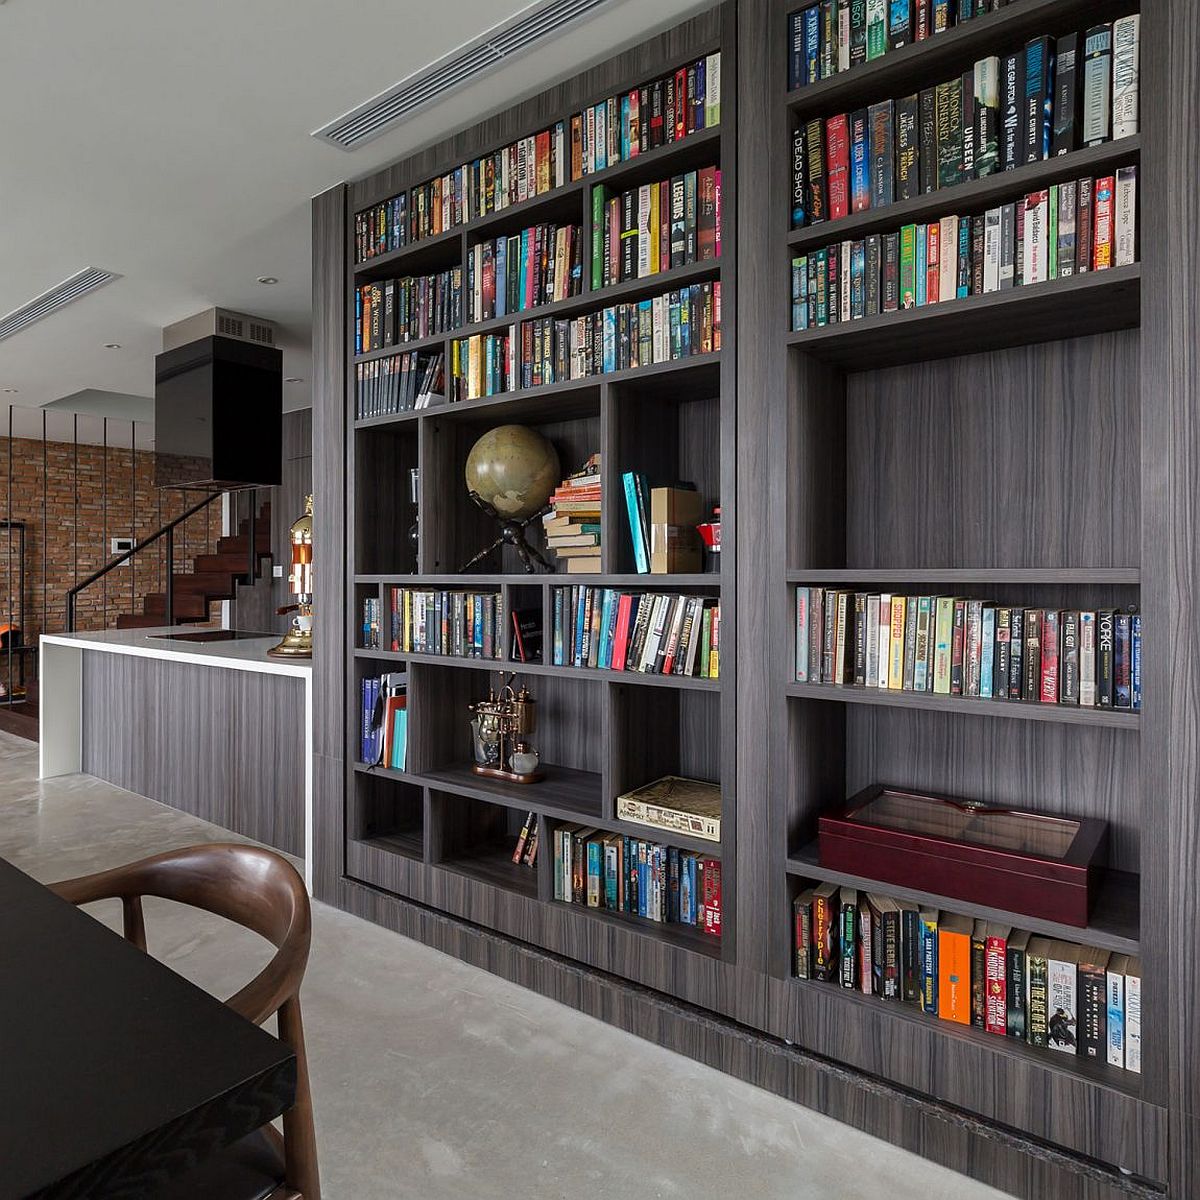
[622,471,650,574]
[920,913,938,1014]
[788,11,805,90]
[354,286,363,355]
[957,218,971,298]
[1115,613,1132,709]
[597,590,614,669]
[850,111,870,214]
[604,840,619,910]
[624,837,635,913]
[518,229,530,311]
[637,842,648,918]
[980,605,996,697]
[391,708,408,770]
[574,589,588,668]
[594,102,607,171]
[602,307,617,372]
[932,0,951,31]
[1107,969,1126,1067]
[850,241,866,318]
[552,588,564,666]
[1131,614,1142,711]
[494,237,506,319]
[803,6,820,85]
[620,94,631,161]
[915,224,927,305]
[587,840,601,906]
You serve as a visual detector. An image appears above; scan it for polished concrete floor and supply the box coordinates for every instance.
[3,731,1011,1200]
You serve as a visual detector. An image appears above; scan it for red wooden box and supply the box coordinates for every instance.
[817,785,1109,927]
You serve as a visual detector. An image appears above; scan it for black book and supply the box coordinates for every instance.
[805,118,828,225]
[970,213,985,296]
[901,904,921,1004]
[1006,930,1029,1039]
[888,0,913,50]
[1001,51,1025,171]
[849,0,868,66]
[970,922,986,1029]
[960,68,976,180]
[669,176,687,268]
[1007,607,1024,699]
[882,232,900,312]
[1078,952,1109,1061]
[1022,609,1042,701]
[1060,610,1080,704]
[827,243,841,325]
[1114,611,1133,709]
[1097,609,1115,707]
[918,88,938,195]
[1022,36,1053,164]
[853,593,868,685]
[791,127,808,229]
[950,602,966,695]
[869,100,895,209]
[896,94,920,202]
[1052,32,1081,155]
[865,234,882,315]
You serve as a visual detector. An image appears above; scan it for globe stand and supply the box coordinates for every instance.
[459,492,553,574]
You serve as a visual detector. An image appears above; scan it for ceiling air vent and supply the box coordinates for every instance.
[0,268,121,343]
[313,0,614,151]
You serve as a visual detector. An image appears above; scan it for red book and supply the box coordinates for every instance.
[825,114,851,221]
[984,927,1008,1035]
[1093,174,1115,269]
[1040,609,1060,703]
[535,130,552,193]
[674,68,688,141]
[610,594,634,671]
[627,88,640,157]
[926,220,940,303]
[950,599,966,695]
[702,858,722,938]
[697,166,718,262]
[1076,176,1094,272]
[659,177,672,272]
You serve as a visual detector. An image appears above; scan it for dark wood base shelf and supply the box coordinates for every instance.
[788,138,1140,256]
[786,568,1141,586]
[786,680,1141,729]
[352,830,424,863]
[791,975,1144,1101]
[550,898,723,959]
[786,266,1141,370]
[437,842,539,899]
[786,841,1139,956]
[424,762,604,824]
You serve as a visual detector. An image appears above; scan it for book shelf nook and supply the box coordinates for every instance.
[313,0,1200,1194]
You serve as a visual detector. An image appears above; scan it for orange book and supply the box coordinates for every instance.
[938,913,974,1024]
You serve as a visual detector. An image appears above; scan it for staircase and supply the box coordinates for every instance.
[115,502,272,630]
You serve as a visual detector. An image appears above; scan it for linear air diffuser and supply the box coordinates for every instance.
[313,0,613,150]
[0,268,122,343]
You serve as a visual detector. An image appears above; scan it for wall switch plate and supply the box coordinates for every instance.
[273,564,284,577]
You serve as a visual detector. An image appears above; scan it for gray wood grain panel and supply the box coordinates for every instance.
[80,651,303,855]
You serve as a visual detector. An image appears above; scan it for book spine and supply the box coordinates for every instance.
[1113,16,1140,140]
[1080,963,1108,1061]
[1083,25,1113,146]
[1052,33,1080,155]
[1006,942,1026,1039]
[985,935,1006,1035]
[1106,965,1125,1068]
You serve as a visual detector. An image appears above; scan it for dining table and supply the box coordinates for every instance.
[0,855,296,1199]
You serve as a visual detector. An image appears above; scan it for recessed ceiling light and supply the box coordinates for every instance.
[103,343,121,349]
[285,376,303,383]
[257,276,279,285]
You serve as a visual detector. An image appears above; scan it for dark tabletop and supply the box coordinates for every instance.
[0,856,296,1199]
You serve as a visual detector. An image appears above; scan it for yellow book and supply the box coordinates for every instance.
[888,595,906,689]
[648,182,661,274]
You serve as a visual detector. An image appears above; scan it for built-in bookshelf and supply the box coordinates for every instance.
[342,6,737,968]
[771,0,1160,1159]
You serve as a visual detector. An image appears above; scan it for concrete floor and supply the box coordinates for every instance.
[1,730,1011,1200]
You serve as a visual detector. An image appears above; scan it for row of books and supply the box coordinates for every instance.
[790,18,1140,229]
[790,171,1136,329]
[359,672,408,769]
[793,884,1142,1072]
[543,455,601,574]
[353,53,722,262]
[377,588,504,660]
[354,350,444,419]
[510,811,541,870]
[552,587,720,678]
[789,1,1011,90]
[795,589,1141,710]
[355,269,463,355]
[449,280,721,400]
[466,222,583,324]
[591,167,721,289]
[554,824,722,936]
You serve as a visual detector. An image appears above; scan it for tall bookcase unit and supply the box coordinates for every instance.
[312,1,1200,1194]
[342,5,739,975]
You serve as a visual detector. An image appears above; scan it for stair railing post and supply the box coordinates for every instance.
[247,488,256,582]
[165,526,174,628]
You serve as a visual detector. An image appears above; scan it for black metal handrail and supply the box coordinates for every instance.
[65,488,257,632]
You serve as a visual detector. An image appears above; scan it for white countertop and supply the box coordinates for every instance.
[41,627,313,678]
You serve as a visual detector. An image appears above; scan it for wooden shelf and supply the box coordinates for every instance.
[783,0,1134,120]
[786,568,1141,585]
[437,841,540,899]
[551,897,724,959]
[787,137,1142,255]
[353,330,448,365]
[786,266,1142,370]
[353,572,721,587]
[786,680,1140,728]
[351,830,424,864]
[790,975,1144,1101]
[353,224,462,281]
[422,762,605,825]
[786,841,1139,956]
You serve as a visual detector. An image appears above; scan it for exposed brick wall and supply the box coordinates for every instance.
[0,436,223,640]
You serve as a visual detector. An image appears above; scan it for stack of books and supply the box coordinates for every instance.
[355,350,445,418]
[543,454,601,574]
[793,885,1142,1074]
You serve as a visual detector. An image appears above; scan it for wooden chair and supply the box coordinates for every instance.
[49,843,320,1200]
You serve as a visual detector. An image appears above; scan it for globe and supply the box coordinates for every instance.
[464,425,560,521]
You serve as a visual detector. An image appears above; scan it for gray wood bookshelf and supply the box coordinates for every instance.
[311,1,1200,1196]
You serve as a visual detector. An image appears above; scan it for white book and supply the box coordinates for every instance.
[983,207,1002,293]
[841,240,852,323]
[653,295,668,362]
[1083,26,1113,146]
[837,5,850,73]
[594,102,608,172]
[705,52,721,126]
[876,594,892,689]
[1125,959,1142,1073]
[1047,945,1080,1055]
[638,595,669,672]
[1106,957,1126,1069]
[1112,15,1140,140]
[1115,165,1138,267]
[938,216,958,303]
[1079,611,1097,706]
[637,184,653,278]
[585,108,596,175]
[795,588,810,681]
[682,598,704,677]
[865,594,880,688]
[1022,191,1049,285]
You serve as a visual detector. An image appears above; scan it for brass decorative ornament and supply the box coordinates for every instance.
[268,494,314,659]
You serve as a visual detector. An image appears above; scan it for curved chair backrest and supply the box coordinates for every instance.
[50,843,320,1200]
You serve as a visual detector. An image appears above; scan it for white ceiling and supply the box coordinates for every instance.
[0,0,706,416]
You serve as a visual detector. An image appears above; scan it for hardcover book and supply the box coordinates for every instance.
[616,775,721,842]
